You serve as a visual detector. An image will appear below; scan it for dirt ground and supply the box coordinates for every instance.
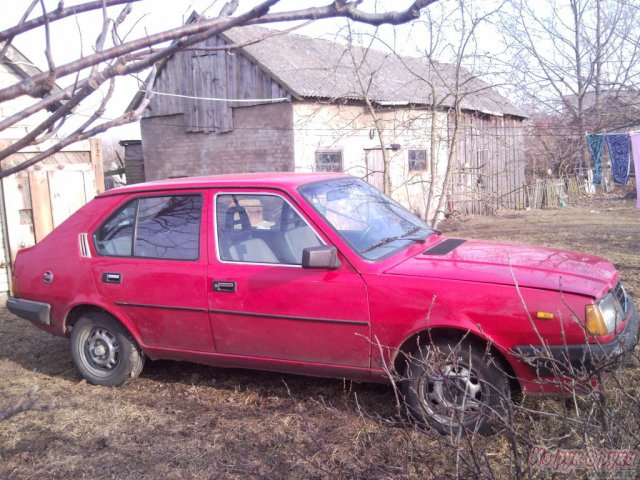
[1,196,638,479]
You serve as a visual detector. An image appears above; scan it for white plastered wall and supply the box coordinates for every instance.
[292,102,449,221]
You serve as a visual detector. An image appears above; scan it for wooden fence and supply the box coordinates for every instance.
[525,177,591,209]
[448,176,594,215]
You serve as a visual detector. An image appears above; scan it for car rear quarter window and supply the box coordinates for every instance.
[94,202,137,256]
[94,195,203,260]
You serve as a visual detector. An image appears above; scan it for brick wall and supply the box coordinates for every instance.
[141,101,295,180]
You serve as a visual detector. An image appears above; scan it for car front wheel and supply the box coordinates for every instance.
[70,312,144,386]
[402,339,510,435]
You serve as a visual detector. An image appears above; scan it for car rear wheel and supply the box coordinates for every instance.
[402,339,510,435]
[70,312,144,386]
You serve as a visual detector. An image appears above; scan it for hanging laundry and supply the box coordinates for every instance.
[604,134,631,185]
[630,134,640,209]
[586,134,604,185]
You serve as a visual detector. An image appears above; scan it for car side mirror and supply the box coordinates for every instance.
[302,246,341,270]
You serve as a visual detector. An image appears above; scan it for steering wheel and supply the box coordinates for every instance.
[356,215,387,245]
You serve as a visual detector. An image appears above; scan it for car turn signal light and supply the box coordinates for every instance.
[585,304,608,336]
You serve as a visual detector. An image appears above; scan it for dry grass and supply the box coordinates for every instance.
[1,196,638,479]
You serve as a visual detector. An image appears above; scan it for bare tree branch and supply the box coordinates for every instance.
[0,67,157,178]
[0,0,39,59]
[0,0,139,44]
[252,0,438,26]
[0,0,441,177]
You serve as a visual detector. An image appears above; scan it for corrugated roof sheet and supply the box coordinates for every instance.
[223,26,526,118]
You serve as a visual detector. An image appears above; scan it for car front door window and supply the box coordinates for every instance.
[215,193,322,265]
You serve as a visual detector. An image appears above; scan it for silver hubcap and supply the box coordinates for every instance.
[420,362,484,426]
[84,327,120,372]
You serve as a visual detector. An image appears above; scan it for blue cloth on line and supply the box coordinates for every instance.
[586,134,604,185]
[604,134,631,185]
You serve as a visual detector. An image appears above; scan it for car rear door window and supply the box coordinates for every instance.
[95,195,202,260]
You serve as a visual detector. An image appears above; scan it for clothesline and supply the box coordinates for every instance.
[585,130,640,136]
[586,131,640,209]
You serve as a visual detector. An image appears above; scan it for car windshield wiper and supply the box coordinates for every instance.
[401,225,424,239]
[360,226,426,254]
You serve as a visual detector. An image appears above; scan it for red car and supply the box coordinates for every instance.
[7,173,638,433]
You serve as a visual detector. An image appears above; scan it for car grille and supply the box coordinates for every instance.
[612,282,629,315]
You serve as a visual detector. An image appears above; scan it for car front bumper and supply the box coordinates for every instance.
[514,300,638,376]
[6,297,51,326]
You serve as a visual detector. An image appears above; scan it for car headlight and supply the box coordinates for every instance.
[585,293,622,336]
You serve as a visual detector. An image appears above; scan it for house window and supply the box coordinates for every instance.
[408,149,428,172]
[315,151,343,172]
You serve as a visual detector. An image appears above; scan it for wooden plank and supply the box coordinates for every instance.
[201,51,214,133]
[19,164,91,172]
[3,174,33,260]
[184,51,197,132]
[228,46,239,107]
[83,170,97,204]
[214,39,232,133]
[192,52,204,131]
[47,170,87,227]
[365,150,384,190]
[169,54,181,113]
[28,171,53,242]
[500,117,508,209]
[220,58,233,132]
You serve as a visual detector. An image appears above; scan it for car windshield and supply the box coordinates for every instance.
[299,178,434,260]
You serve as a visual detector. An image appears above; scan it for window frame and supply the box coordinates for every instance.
[93,193,204,262]
[213,191,325,268]
[408,149,428,172]
[315,150,343,173]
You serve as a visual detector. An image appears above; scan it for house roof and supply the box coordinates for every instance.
[563,89,640,115]
[563,89,640,108]
[0,42,64,111]
[222,25,527,118]
[562,89,640,131]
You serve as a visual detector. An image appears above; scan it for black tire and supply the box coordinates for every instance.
[402,340,510,435]
[70,312,144,386]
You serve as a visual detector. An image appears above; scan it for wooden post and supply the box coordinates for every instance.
[90,138,104,194]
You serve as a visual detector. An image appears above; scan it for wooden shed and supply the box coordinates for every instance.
[120,139,145,185]
[1,139,103,263]
[130,21,528,220]
[449,112,527,214]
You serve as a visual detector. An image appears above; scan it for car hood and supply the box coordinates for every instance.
[386,238,617,298]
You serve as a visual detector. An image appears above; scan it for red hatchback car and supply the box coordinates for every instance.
[7,173,638,433]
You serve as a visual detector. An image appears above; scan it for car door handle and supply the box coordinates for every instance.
[102,272,122,284]
[213,281,236,293]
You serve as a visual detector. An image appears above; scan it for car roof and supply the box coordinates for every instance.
[99,172,350,197]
